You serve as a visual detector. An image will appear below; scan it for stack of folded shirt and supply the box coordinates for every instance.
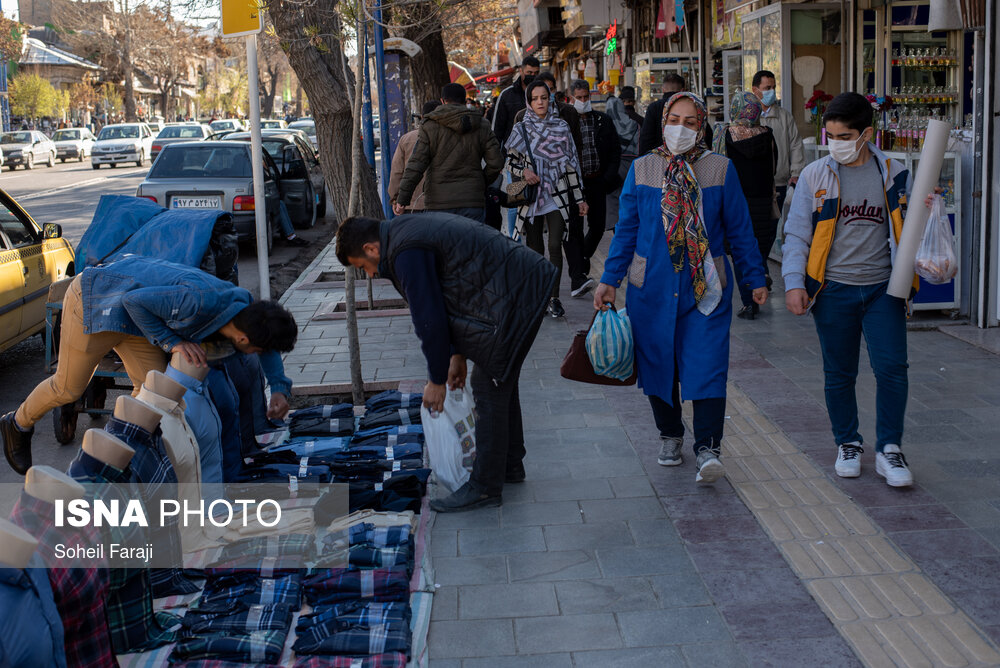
[365,390,423,412]
[293,654,407,668]
[290,404,356,437]
[180,601,294,634]
[303,567,411,606]
[349,425,424,448]
[359,391,424,430]
[236,460,332,484]
[169,628,289,663]
[197,571,303,609]
[267,435,352,457]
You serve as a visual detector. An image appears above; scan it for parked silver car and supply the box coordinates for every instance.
[1,131,57,170]
[209,119,245,134]
[135,141,290,252]
[151,124,212,162]
[51,127,97,162]
[287,120,318,150]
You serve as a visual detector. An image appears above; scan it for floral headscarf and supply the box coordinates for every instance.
[651,92,722,315]
[713,90,768,155]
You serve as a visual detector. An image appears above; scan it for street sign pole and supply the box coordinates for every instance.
[246,33,269,300]
[372,0,392,217]
[221,0,267,299]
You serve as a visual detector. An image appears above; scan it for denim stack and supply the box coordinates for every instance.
[292,518,414,663]
[169,536,313,664]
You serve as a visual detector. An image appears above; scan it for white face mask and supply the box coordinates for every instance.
[573,98,592,114]
[828,134,867,165]
[662,124,698,154]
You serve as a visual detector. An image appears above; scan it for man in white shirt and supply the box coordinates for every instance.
[752,70,806,214]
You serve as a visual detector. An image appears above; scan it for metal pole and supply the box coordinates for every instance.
[361,24,376,168]
[246,33,270,301]
[373,0,392,217]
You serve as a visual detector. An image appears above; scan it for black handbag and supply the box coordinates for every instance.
[503,124,539,208]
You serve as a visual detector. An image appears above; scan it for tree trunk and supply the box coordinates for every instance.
[268,0,381,221]
[261,74,277,119]
[160,88,170,118]
[398,14,451,109]
[123,61,137,121]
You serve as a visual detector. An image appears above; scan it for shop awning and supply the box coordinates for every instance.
[448,61,478,92]
[474,66,515,82]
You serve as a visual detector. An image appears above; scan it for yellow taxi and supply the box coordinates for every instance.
[0,188,75,353]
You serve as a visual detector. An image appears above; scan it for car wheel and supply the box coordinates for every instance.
[109,162,117,169]
[92,163,101,170]
[47,151,55,167]
[79,152,85,162]
[59,157,66,163]
[24,153,33,170]
[136,151,145,168]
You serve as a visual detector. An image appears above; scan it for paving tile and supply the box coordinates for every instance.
[507,550,602,583]
[571,647,687,668]
[567,457,647,479]
[920,555,1000,592]
[888,528,1000,563]
[457,583,558,619]
[580,497,666,522]
[595,544,694,578]
[432,507,500,530]
[543,522,634,551]
[430,529,459,558]
[674,515,768,544]
[500,501,583,527]
[865,504,968,532]
[457,527,546,556]
[427,619,516,658]
[433,555,508,586]
[627,518,683,546]
[618,607,729,647]
[947,587,1000,626]
[462,655,575,668]
[699,567,813,607]
[944,499,1000,528]
[431,585,458,621]
[528,478,615,502]
[647,574,712,608]
[609,475,655,497]
[514,613,623,653]
[781,535,911,578]
[738,636,863,668]
[680,641,748,667]
[686,539,786,573]
[836,480,939,508]
[720,598,839,641]
[554,578,660,613]
[661,491,753,518]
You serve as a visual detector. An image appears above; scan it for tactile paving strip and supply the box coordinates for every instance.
[712,382,1000,667]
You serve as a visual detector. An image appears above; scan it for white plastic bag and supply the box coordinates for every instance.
[421,388,476,493]
[914,195,958,285]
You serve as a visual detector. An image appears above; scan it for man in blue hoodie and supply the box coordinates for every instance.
[1,256,298,475]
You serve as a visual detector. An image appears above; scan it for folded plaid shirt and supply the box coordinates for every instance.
[198,572,302,609]
[315,545,413,571]
[365,390,423,411]
[359,405,422,430]
[349,524,412,547]
[296,601,411,631]
[292,619,411,656]
[10,490,116,668]
[68,449,182,653]
[169,628,288,663]
[293,655,406,668]
[105,417,200,597]
[181,602,293,635]
[304,567,410,605]
[211,533,315,570]
[170,661,281,668]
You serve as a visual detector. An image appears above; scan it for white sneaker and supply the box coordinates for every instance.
[695,450,724,484]
[834,442,863,478]
[876,444,913,487]
[657,437,683,466]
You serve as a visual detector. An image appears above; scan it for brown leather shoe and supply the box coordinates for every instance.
[1,411,33,476]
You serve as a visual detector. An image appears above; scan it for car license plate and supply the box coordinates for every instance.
[172,197,221,209]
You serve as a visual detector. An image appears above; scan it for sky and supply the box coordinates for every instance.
[2,0,17,19]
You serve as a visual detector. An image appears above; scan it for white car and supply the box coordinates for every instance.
[287,120,317,150]
[210,119,245,134]
[91,123,154,169]
[51,127,97,162]
[260,119,287,129]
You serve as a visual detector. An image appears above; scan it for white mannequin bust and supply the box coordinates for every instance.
[114,395,162,432]
[0,518,39,569]
[81,429,135,470]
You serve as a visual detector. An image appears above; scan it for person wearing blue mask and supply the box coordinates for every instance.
[752,70,806,224]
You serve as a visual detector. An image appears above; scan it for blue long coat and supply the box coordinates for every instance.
[600,151,765,403]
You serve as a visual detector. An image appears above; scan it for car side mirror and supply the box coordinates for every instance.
[43,223,63,239]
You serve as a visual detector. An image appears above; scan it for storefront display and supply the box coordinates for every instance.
[634,51,701,104]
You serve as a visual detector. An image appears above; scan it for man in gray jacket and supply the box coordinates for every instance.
[752,70,806,213]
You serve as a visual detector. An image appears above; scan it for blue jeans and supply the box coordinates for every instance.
[433,207,485,223]
[811,280,908,451]
[277,200,295,237]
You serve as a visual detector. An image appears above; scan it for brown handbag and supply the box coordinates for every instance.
[560,308,638,386]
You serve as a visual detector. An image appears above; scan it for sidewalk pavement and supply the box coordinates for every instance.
[280,233,1000,667]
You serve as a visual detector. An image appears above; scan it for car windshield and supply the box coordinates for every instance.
[211,121,236,130]
[158,126,205,139]
[289,122,316,136]
[149,145,251,178]
[261,120,282,128]
[52,130,80,141]
[98,126,140,140]
[2,132,32,144]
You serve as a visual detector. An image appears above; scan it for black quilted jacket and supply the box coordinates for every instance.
[381,214,557,382]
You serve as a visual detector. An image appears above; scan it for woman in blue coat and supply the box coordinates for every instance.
[593,93,767,484]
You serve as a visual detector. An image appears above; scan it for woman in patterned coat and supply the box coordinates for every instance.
[593,92,767,484]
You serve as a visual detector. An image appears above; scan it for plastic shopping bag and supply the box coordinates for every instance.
[585,306,635,381]
[421,388,476,493]
[914,195,958,285]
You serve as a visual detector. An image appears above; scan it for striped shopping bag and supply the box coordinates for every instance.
[585,306,635,382]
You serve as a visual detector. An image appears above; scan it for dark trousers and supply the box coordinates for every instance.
[811,280,908,451]
[433,207,485,224]
[577,175,608,275]
[647,368,726,456]
[468,314,544,495]
[523,211,566,298]
[776,185,788,214]
[733,220,777,307]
